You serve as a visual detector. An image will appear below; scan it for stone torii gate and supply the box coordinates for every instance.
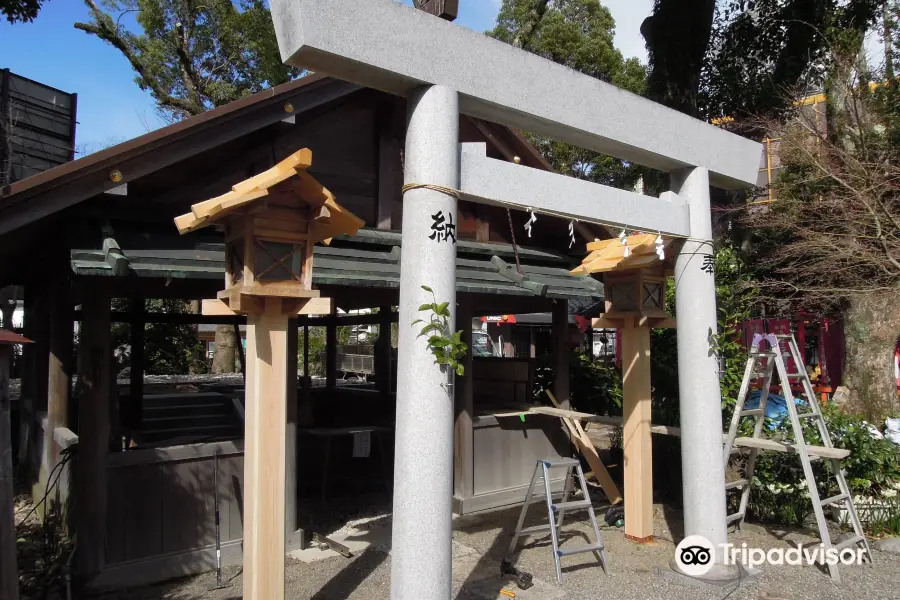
[269,1,763,598]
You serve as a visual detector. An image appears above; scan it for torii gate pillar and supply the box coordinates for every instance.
[672,167,735,577]
[391,85,460,600]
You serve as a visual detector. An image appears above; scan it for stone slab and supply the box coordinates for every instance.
[459,143,691,237]
[270,0,763,189]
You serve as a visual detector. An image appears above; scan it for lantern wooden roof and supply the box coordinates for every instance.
[0,330,32,345]
[173,148,364,315]
[174,148,364,242]
[570,233,674,275]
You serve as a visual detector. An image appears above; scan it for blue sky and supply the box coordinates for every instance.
[0,0,652,155]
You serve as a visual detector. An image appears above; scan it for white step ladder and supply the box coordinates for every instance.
[504,458,610,584]
[723,332,872,583]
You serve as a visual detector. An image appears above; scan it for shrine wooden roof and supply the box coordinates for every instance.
[70,229,603,304]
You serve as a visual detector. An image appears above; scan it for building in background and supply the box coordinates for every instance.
[0,69,77,189]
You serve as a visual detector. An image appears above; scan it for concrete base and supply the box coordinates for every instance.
[657,561,760,593]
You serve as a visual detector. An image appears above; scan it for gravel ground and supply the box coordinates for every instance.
[87,502,899,600]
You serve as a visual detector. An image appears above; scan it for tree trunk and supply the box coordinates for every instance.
[211,324,237,374]
[842,287,900,420]
[641,0,716,117]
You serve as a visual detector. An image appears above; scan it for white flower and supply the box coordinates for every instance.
[882,488,897,499]
[890,481,900,491]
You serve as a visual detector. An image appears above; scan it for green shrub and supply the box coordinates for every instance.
[745,404,900,527]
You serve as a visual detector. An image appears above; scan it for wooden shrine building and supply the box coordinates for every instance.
[0,74,613,589]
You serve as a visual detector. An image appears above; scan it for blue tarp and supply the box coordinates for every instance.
[744,390,807,427]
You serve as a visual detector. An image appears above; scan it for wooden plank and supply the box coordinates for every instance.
[235,149,312,192]
[530,406,597,421]
[0,345,17,600]
[203,297,333,318]
[586,233,656,252]
[243,298,289,600]
[621,320,653,542]
[545,391,622,505]
[733,437,850,459]
[75,293,112,580]
[239,283,320,298]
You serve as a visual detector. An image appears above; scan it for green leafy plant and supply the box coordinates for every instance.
[411,285,468,377]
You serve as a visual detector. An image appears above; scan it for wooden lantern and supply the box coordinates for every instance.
[174,149,364,315]
[603,270,666,316]
[570,233,678,544]
[570,233,676,329]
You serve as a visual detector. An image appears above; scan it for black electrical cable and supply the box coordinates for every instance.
[15,444,77,530]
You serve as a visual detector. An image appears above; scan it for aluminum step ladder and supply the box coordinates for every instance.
[505,458,610,584]
[723,332,871,583]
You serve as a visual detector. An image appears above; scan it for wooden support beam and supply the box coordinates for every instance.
[453,295,474,500]
[243,298,289,600]
[325,304,337,391]
[75,293,112,583]
[285,318,300,544]
[551,299,570,408]
[19,284,49,491]
[299,324,313,427]
[0,344,18,600]
[45,277,73,494]
[376,305,393,399]
[621,318,653,543]
[128,297,145,432]
[376,101,403,230]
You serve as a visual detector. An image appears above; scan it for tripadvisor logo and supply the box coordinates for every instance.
[675,535,714,576]
[674,534,868,576]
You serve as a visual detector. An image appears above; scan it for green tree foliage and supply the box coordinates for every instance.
[75,0,299,120]
[77,0,301,371]
[489,0,646,188]
[704,0,880,123]
[642,0,881,121]
[111,298,206,375]
[1,0,46,23]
